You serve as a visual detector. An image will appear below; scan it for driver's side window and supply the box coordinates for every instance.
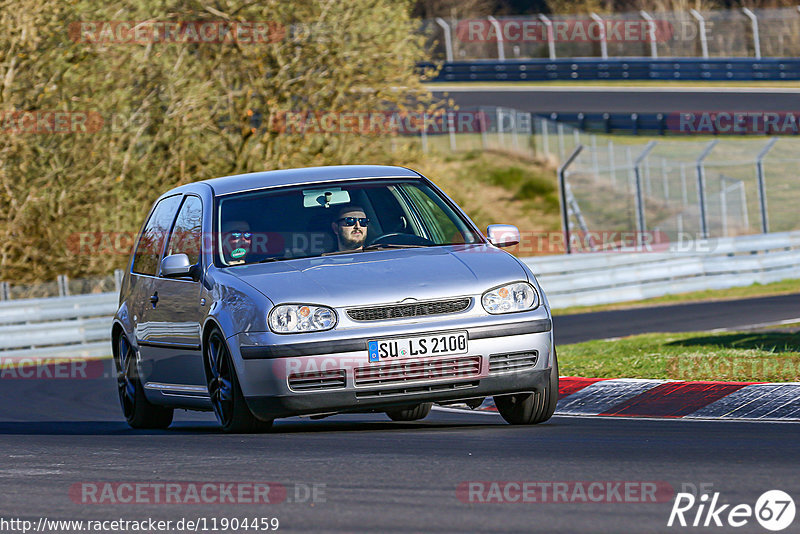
[166,196,203,267]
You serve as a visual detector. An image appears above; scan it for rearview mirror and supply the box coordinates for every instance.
[487,225,520,248]
[161,254,197,279]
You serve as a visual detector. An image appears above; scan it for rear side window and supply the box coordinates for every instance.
[166,196,203,266]
[132,195,182,275]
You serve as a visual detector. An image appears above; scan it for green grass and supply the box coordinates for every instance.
[553,278,800,315]
[559,331,800,382]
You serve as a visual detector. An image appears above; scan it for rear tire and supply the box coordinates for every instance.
[386,402,433,422]
[114,333,173,429]
[495,349,559,425]
[205,328,273,433]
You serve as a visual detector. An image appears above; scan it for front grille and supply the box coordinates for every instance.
[347,298,471,322]
[489,351,538,374]
[354,355,482,387]
[355,380,480,399]
[288,370,346,392]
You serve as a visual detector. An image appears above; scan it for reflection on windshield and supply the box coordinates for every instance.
[216,179,482,266]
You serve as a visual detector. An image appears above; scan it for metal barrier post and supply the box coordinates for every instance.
[558,145,584,254]
[538,14,556,59]
[633,142,658,246]
[689,9,709,59]
[696,140,719,239]
[434,18,454,62]
[742,8,761,59]
[755,137,778,233]
[0,281,10,301]
[57,274,70,297]
[487,16,505,61]
[640,10,658,58]
[590,13,608,59]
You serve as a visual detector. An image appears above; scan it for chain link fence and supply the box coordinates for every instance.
[424,7,800,60]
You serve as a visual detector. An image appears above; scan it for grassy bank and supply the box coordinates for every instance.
[559,330,800,382]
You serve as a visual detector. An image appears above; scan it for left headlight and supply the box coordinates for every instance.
[481,282,539,314]
[268,304,337,333]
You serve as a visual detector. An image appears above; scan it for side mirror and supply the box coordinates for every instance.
[487,224,521,248]
[161,254,197,279]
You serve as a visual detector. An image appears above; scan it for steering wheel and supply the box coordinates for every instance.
[367,233,436,247]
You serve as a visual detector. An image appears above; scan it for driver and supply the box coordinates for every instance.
[331,205,369,252]
[222,220,252,265]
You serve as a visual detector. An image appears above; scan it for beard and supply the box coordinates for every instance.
[340,229,365,249]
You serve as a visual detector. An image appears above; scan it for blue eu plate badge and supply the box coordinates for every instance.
[368,341,379,362]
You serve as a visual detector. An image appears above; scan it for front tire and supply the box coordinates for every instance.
[386,402,433,422]
[495,349,559,425]
[114,334,173,429]
[205,328,273,433]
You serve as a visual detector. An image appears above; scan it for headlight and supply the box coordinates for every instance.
[268,304,337,333]
[481,282,538,314]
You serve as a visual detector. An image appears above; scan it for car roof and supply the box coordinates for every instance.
[197,165,422,196]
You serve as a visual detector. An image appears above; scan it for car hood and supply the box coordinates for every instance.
[226,245,528,308]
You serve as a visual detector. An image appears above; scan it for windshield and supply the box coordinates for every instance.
[214,179,483,267]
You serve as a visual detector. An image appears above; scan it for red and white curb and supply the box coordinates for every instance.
[471,377,800,421]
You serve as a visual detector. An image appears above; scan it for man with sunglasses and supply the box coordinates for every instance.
[331,205,369,252]
[222,220,252,265]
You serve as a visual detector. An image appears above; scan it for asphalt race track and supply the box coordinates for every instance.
[2,294,799,532]
[431,85,800,113]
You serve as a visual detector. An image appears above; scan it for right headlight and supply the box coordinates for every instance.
[481,282,539,314]
[268,304,337,333]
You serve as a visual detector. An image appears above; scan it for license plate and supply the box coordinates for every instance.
[367,331,468,363]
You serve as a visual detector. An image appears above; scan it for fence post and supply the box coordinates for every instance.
[696,140,719,239]
[558,145,584,254]
[689,9,709,59]
[487,16,505,61]
[742,8,761,59]
[57,274,70,297]
[541,117,550,158]
[590,13,608,59]
[479,109,488,150]
[114,268,125,293]
[0,281,10,301]
[755,137,778,234]
[557,122,565,160]
[633,141,658,247]
[538,14,556,59]
[512,111,520,150]
[639,10,658,58]
[497,108,505,147]
[720,176,729,237]
[434,18,454,62]
[680,164,688,207]
[591,135,599,181]
[421,112,428,153]
[661,158,669,202]
[447,111,457,152]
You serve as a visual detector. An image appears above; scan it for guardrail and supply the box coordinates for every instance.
[420,58,800,82]
[2,231,799,360]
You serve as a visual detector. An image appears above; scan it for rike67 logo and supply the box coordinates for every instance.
[668,490,795,531]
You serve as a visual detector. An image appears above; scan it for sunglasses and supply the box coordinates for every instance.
[229,232,252,239]
[338,217,370,227]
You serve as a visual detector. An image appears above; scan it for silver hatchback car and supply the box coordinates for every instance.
[112,165,557,432]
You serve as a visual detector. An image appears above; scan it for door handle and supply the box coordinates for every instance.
[150,292,159,306]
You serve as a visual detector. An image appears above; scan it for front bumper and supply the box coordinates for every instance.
[229,314,553,420]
